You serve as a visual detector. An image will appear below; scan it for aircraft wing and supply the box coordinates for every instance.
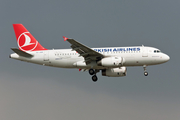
[63,36,104,62]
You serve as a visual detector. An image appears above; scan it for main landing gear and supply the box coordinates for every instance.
[143,65,148,76]
[89,69,99,82]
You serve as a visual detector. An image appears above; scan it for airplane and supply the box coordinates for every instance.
[10,24,170,82]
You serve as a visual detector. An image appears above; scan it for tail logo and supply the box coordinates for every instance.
[18,32,38,51]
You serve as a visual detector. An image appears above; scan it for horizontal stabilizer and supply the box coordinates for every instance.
[11,48,33,57]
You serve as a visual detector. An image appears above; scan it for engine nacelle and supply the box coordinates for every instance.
[102,67,127,77]
[97,57,125,67]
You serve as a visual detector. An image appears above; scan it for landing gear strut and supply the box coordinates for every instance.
[143,65,148,76]
[89,69,99,82]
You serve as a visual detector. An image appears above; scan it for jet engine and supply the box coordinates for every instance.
[102,67,127,77]
[97,57,125,67]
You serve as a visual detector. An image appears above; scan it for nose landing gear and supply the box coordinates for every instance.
[143,65,148,76]
[144,71,148,76]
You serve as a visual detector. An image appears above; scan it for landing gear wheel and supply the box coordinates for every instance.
[89,69,95,75]
[143,65,148,76]
[144,72,148,76]
[92,75,98,82]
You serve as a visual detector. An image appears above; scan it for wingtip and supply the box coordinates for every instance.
[63,36,68,41]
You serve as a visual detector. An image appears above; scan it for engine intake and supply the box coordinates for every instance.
[97,57,125,67]
[102,67,127,77]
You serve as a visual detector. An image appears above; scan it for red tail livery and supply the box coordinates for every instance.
[13,24,47,51]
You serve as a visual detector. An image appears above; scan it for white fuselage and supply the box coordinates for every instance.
[10,46,170,69]
[10,24,170,81]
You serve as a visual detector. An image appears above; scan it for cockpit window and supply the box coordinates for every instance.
[154,50,161,53]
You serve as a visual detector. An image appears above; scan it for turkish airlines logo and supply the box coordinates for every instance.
[18,32,38,51]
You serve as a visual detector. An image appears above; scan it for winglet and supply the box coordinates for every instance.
[63,36,68,41]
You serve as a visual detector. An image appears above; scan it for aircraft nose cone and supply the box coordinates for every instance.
[164,54,170,62]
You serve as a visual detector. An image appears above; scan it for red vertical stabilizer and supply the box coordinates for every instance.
[13,24,47,51]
